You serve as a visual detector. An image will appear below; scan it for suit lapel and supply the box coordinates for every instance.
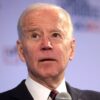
[10,80,33,100]
[66,82,81,100]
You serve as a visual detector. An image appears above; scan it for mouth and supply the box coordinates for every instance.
[39,58,57,62]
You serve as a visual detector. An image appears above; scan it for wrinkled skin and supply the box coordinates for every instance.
[17,7,75,89]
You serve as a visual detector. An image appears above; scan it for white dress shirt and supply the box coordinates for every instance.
[25,76,70,100]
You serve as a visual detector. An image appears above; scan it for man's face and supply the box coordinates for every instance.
[17,8,75,81]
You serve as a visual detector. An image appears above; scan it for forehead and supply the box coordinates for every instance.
[20,7,69,28]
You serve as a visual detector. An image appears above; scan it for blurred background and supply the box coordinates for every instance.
[0,0,100,92]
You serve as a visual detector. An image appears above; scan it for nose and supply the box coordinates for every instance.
[40,36,53,51]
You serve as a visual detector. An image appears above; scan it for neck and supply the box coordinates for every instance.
[29,74,64,90]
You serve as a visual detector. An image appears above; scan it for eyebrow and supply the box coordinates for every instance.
[23,27,42,33]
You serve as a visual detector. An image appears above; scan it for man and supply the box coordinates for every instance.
[0,3,100,100]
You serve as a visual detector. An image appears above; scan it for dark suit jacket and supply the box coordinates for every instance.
[0,80,100,100]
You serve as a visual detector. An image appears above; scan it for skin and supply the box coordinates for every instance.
[17,5,75,90]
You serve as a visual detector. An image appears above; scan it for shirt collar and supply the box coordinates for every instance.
[25,77,50,100]
[56,78,68,93]
[25,76,68,100]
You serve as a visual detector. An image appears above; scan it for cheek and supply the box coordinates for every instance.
[23,47,40,76]
[23,45,38,65]
[55,44,71,64]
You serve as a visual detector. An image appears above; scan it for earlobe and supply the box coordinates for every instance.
[16,40,26,62]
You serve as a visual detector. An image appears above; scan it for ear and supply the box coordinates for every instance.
[69,38,76,61]
[16,40,26,62]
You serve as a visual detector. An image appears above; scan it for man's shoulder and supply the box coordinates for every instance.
[0,90,15,100]
[0,87,18,100]
[68,84,100,100]
[65,82,100,100]
[0,80,33,100]
[80,89,100,99]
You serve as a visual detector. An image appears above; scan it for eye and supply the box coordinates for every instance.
[31,32,40,40]
[52,32,62,38]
